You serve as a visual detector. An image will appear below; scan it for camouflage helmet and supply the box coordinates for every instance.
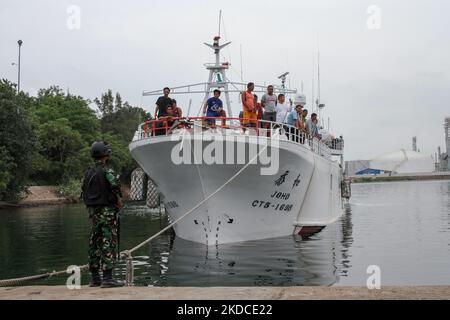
[90,141,112,159]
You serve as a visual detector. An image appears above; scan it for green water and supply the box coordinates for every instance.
[1,180,450,287]
[0,203,171,285]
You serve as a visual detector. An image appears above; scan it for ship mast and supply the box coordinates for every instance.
[203,36,233,117]
[316,42,325,128]
[142,12,296,117]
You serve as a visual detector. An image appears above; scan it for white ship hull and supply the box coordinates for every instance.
[130,130,344,245]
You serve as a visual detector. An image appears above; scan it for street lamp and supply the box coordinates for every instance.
[17,40,23,93]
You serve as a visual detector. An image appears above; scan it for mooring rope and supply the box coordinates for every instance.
[0,265,89,287]
[0,129,277,287]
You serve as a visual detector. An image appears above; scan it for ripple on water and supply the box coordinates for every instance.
[1,181,450,286]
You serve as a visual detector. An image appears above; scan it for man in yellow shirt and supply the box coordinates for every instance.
[241,82,257,128]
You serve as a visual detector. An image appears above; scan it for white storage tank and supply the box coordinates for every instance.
[369,149,435,174]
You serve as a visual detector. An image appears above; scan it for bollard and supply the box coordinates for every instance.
[125,255,134,286]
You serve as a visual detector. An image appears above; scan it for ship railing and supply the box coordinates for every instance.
[135,117,337,159]
[326,137,344,156]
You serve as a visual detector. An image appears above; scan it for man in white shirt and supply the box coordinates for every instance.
[261,85,278,122]
[306,113,321,139]
[275,94,291,124]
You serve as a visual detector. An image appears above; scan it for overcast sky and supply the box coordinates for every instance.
[1,0,449,160]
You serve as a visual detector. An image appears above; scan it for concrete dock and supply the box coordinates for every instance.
[1,286,450,300]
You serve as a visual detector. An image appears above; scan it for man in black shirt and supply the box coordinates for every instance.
[155,87,173,118]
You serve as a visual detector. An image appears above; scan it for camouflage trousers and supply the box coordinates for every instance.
[88,206,119,272]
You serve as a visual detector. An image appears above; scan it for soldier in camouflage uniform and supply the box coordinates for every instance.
[82,141,124,288]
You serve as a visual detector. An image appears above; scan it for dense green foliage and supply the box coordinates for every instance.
[58,179,84,203]
[0,80,145,202]
[95,90,145,142]
[0,80,37,201]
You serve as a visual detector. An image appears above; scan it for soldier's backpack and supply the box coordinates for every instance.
[81,166,115,207]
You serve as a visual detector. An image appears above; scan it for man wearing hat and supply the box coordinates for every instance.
[82,141,124,288]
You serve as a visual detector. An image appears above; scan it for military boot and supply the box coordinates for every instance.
[89,271,102,287]
[101,270,125,288]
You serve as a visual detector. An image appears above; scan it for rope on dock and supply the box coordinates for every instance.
[0,128,278,287]
[0,265,88,287]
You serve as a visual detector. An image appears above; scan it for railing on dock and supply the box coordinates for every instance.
[134,117,343,160]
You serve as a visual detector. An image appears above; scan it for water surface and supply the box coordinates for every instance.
[0,180,449,286]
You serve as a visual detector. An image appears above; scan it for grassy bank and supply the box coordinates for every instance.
[0,184,131,209]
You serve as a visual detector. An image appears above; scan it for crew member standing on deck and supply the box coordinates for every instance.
[275,94,291,124]
[203,89,227,126]
[261,85,278,123]
[82,141,124,288]
[242,82,257,127]
[154,87,173,118]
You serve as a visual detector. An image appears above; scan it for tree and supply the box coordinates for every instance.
[94,89,115,115]
[29,86,100,184]
[100,105,146,142]
[95,90,145,141]
[0,79,37,201]
[1,83,143,199]
[101,133,134,177]
[115,92,122,110]
[0,147,13,195]
[33,86,100,145]
[32,118,86,184]
[94,90,146,182]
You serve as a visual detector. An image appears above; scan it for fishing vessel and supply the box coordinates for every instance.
[129,35,347,245]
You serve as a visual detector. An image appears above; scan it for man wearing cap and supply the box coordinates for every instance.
[82,141,124,288]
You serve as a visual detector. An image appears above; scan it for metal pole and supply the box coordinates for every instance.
[240,44,243,81]
[218,10,222,37]
[17,40,23,93]
[317,48,320,105]
[187,99,192,117]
